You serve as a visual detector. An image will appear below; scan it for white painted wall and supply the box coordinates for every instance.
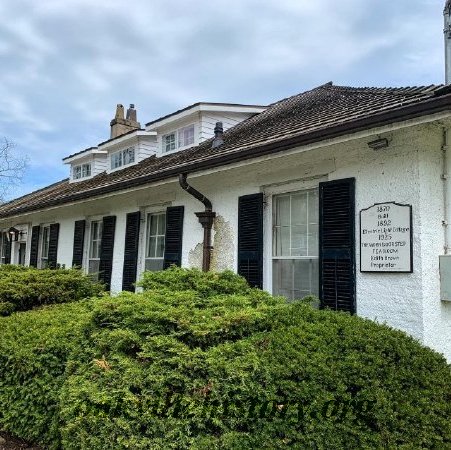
[199,111,258,142]
[2,120,450,361]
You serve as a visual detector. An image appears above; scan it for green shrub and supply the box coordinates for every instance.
[0,300,94,448]
[0,265,104,315]
[57,289,451,449]
[138,266,251,297]
[1,269,450,449]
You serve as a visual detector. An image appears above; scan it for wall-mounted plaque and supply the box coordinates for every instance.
[360,202,413,273]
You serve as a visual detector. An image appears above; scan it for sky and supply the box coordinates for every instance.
[0,0,445,200]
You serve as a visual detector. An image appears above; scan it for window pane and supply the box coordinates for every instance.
[308,223,318,257]
[308,190,319,224]
[274,226,290,257]
[145,258,164,272]
[291,225,308,256]
[273,258,319,301]
[88,260,100,277]
[123,147,135,165]
[150,215,158,235]
[157,214,166,235]
[148,236,156,258]
[291,192,307,225]
[178,125,194,147]
[42,227,50,258]
[164,134,176,152]
[156,236,165,258]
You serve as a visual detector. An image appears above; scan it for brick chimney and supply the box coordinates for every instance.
[110,104,141,138]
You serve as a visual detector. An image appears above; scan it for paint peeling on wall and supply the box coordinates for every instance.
[211,215,234,272]
[188,242,203,269]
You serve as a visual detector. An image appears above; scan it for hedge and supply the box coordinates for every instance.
[0,267,450,449]
[0,265,104,316]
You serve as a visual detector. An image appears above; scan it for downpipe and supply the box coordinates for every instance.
[442,127,451,254]
[179,173,216,271]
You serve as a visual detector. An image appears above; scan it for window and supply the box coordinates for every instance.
[111,147,135,170]
[178,125,194,147]
[272,189,319,300]
[163,133,176,152]
[145,212,166,271]
[88,220,103,277]
[40,226,50,268]
[162,125,195,152]
[73,163,91,180]
[0,232,8,264]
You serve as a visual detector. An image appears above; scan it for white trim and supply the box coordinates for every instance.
[137,205,168,286]
[262,176,326,295]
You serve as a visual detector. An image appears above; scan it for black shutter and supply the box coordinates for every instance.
[47,223,60,269]
[122,211,141,291]
[237,193,263,289]
[72,220,86,268]
[99,215,116,291]
[163,206,184,269]
[319,178,356,313]
[4,236,11,264]
[29,225,41,267]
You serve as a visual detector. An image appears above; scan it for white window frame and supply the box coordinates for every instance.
[72,163,92,180]
[162,124,196,153]
[177,125,195,148]
[144,211,166,272]
[162,132,176,153]
[39,225,51,269]
[110,147,135,170]
[263,177,326,297]
[136,206,169,283]
[87,219,103,278]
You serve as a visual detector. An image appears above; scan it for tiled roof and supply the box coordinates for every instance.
[1,83,451,219]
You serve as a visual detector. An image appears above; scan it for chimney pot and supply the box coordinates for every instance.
[110,103,140,138]
[212,122,224,148]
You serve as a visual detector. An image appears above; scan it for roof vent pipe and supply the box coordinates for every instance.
[444,1,451,84]
[212,122,224,148]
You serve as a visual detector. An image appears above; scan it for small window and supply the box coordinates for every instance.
[272,189,319,300]
[40,226,50,268]
[88,220,103,278]
[111,147,135,169]
[178,125,194,148]
[162,125,195,153]
[163,133,176,152]
[145,212,166,271]
[73,163,91,180]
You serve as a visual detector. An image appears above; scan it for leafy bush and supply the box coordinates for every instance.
[0,301,94,448]
[0,268,450,449]
[0,265,104,316]
[139,266,251,297]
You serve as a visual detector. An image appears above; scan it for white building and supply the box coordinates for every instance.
[3,6,451,361]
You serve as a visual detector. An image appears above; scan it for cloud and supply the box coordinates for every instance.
[0,0,445,200]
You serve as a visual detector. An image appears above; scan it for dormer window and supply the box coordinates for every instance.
[111,147,135,170]
[162,124,195,153]
[73,163,92,180]
[163,133,176,152]
[178,125,194,147]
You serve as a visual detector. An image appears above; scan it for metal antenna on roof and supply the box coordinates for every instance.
[444,0,451,84]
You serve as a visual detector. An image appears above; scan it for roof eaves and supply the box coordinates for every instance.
[2,91,450,220]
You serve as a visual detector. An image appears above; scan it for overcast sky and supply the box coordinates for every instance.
[0,0,444,200]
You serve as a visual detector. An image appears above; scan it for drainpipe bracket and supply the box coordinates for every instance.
[195,211,216,228]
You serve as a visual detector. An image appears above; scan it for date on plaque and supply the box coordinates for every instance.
[360,202,413,273]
